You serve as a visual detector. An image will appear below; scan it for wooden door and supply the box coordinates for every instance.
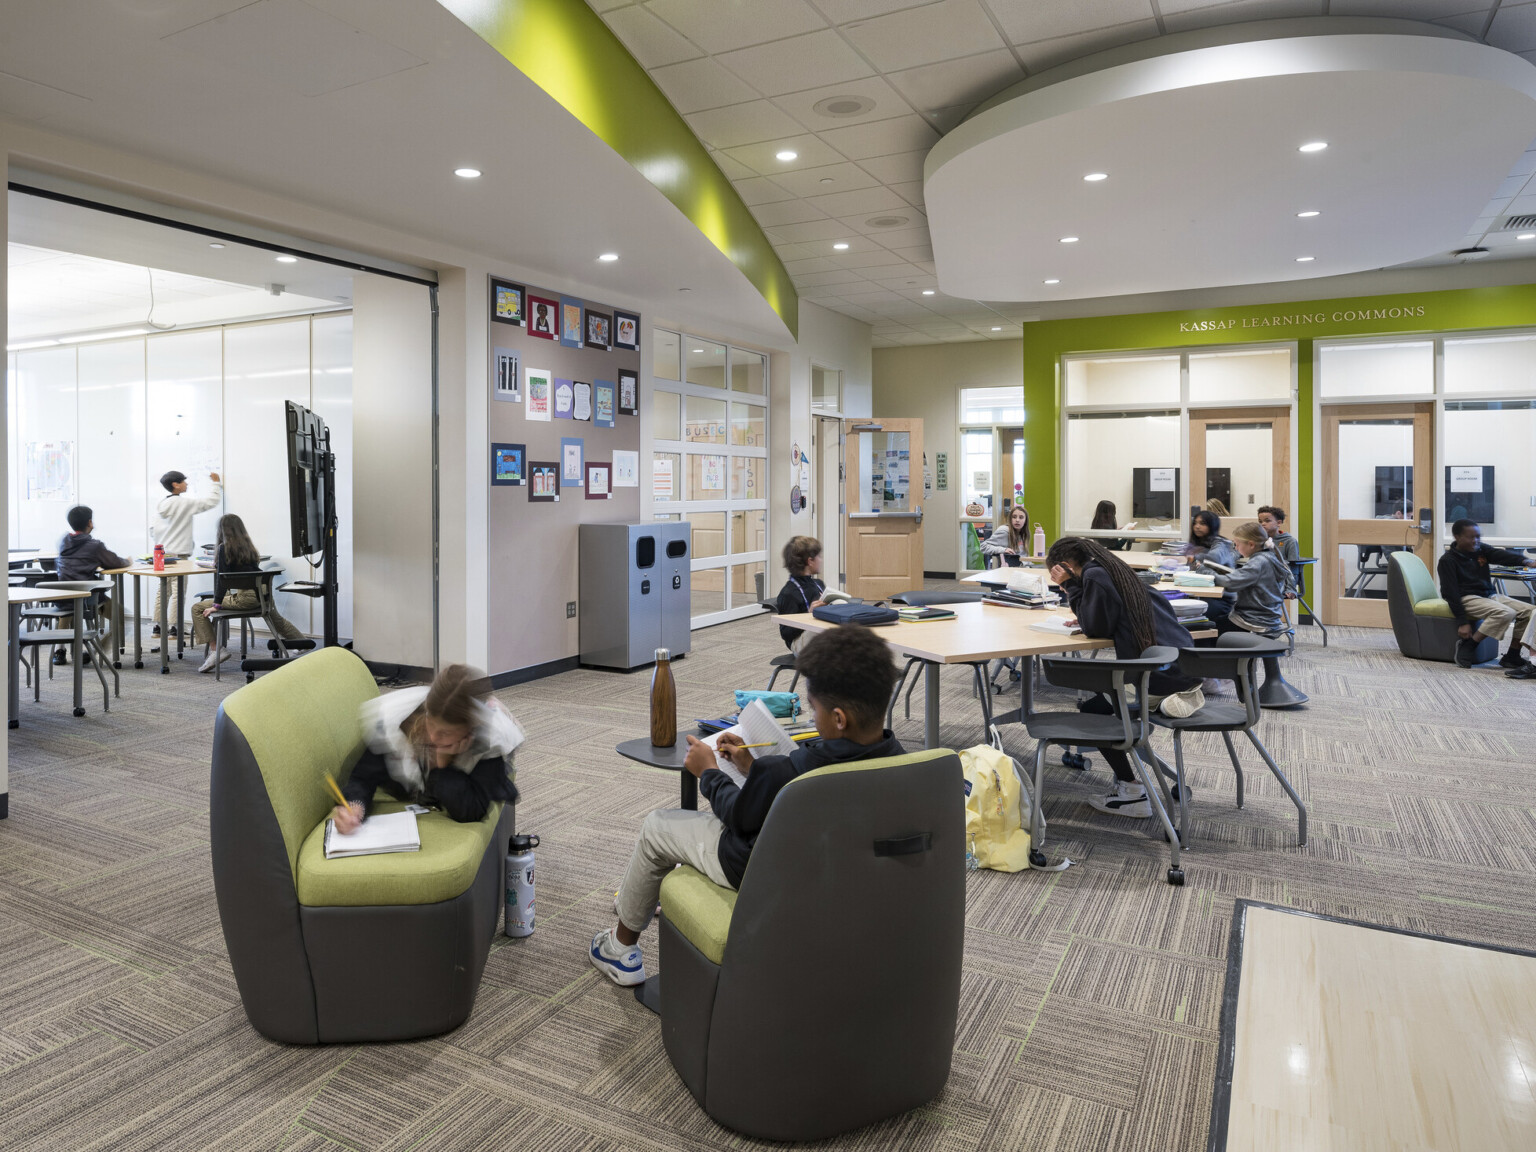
[1188,406,1291,528]
[1321,403,1434,627]
[844,418,924,600]
[997,426,1024,514]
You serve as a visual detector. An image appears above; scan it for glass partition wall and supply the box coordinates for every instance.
[957,386,1024,571]
[651,328,769,626]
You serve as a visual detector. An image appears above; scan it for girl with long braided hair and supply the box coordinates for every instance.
[1045,536,1203,818]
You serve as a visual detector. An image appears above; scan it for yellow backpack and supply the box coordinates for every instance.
[959,742,1033,872]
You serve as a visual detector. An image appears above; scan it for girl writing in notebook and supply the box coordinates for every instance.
[331,664,522,831]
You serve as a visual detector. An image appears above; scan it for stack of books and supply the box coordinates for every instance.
[896,605,956,622]
[983,588,1052,609]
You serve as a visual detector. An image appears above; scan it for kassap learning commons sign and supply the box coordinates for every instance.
[1178,304,1428,333]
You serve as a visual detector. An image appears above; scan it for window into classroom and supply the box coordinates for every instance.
[812,365,841,412]
[652,327,769,626]
[959,386,1024,424]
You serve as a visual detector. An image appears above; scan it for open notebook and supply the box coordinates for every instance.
[1029,615,1083,636]
[323,809,421,859]
[700,698,800,786]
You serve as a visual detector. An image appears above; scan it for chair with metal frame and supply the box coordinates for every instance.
[885,590,991,730]
[757,599,802,692]
[17,580,118,713]
[1289,558,1328,647]
[201,570,294,682]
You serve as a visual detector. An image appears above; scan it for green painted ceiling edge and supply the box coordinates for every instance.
[1020,281,1536,556]
[438,0,799,339]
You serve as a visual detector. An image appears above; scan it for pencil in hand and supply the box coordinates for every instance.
[737,741,777,749]
[323,772,349,808]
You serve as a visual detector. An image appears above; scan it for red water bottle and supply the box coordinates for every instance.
[153,543,165,571]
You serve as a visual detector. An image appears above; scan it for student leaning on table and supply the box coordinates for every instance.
[149,469,222,638]
[1211,522,1295,639]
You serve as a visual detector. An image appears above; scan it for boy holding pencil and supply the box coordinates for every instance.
[589,624,902,987]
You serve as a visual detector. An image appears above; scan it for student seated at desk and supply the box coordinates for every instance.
[1438,519,1534,670]
[774,535,826,649]
[983,504,1031,566]
[589,625,903,987]
[192,514,306,672]
[331,663,522,831]
[151,469,222,638]
[1047,537,1204,820]
[1091,500,1130,551]
[1256,505,1300,564]
[1186,511,1237,624]
[1211,522,1295,640]
[50,504,131,665]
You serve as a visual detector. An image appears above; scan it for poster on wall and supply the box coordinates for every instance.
[561,437,584,486]
[585,461,611,499]
[573,381,593,421]
[613,449,638,487]
[553,378,575,419]
[490,442,525,486]
[525,367,552,420]
[585,310,612,350]
[701,454,725,491]
[935,452,948,491]
[560,297,584,348]
[527,295,558,340]
[594,381,615,428]
[493,347,520,403]
[653,457,674,499]
[490,279,524,326]
[614,311,639,351]
[528,461,558,501]
[25,441,73,501]
[617,369,639,416]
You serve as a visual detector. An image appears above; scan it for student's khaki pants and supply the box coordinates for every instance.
[152,585,184,635]
[192,589,306,648]
[613,809,732,936]
[1459,594,1534,644]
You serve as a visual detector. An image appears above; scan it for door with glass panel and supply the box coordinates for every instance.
[844,418,924,600]
[1188,407,1290,527]
[1321,404,1433,627]
[812,415,843,587]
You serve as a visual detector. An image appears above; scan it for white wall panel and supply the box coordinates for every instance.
[7,354,18,549]
[77,340,147,559]
[147,329,223,557]
[310,313,353,638]
[15,346,78,551]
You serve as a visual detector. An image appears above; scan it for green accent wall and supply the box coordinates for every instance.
[438,0,799,338]
[1023,283,1536,556]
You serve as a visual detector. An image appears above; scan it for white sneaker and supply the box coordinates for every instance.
[1088,781,1151,819]
[198,650,219,673]
[589,929,646,987]
[216,647,233,667]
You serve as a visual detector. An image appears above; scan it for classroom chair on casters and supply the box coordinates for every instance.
[656,748,964,1141]
[210,648,513,1043]
[1149,634,1307,849]
[200,569,297,682]
[1022,647,1188,884]
[757,599,801,691]
[18,580,119,715]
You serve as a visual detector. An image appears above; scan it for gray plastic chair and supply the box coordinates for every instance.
[19,580,118,712]
[886,590,992,726]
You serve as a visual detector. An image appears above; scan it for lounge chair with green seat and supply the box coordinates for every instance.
[657,747,964,1141]
[1386,551,1495,663]
[210,647,513,1044]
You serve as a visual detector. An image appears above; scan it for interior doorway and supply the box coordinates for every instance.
[843,418,924,600]
[1188,406,1290,529]
[812,415,843,587]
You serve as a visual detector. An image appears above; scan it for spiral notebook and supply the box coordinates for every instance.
[323,809,421,859]
[701,698,799,785]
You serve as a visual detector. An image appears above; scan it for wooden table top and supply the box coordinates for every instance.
[967,550,1186,575]
[9,587,92,604]
[776,602,1113,664]
[125,560,213,578]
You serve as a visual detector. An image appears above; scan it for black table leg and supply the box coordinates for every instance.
[8,602,20,729]
[71,598,84,716]
[681,771,697,811]
[133,575,143,669]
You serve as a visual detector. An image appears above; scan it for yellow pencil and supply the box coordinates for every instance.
[737,741,777,749]
[323,772,348,807]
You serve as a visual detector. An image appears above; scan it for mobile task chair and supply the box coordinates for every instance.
[757,599,801,691]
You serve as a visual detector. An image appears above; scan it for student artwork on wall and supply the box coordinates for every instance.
[491,442,525,486]
[493,347,520,403]
[573,380,593,421]
[585,310,611,350]
[552,378,574,419]
[560,436,584,486]
[612,449,638,487]
[524,366,552,420]
[490,279,524,326]
[594,381,615,428]
[617,368,639,416]
[701,454,725,492]
[585,461,611,500]
[528,461,558,501]
[614,311,639,351]
[527,295,558,340]
[560,297,583,348]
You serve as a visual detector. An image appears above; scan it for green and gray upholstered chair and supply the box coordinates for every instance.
[210,648,513,1044]
[1386,551,1495,663]
[658,747,964,1141]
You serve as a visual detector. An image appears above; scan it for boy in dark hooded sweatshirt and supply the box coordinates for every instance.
[52,505,131,663]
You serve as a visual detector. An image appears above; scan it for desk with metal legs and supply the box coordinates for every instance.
[125,561,204,674]
[8,587,91,726]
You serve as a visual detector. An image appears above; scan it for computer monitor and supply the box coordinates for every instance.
[285,401,328,557]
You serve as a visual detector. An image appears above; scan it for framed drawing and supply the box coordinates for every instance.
[594,380,615,428]
[560,296,583,348]
[552,378,574,419]
[493,347,520,403]
[585,461,611,500]
[614,310,639,351]
[573,380,592,421]
[617,368,639,416]
[560,436,584,486]
[524,366,552,420]
[527,295,558,340]
[528,461,558,502]
[585,309,612,350]
[491,442,524,486]
[612,449,638,487]
[490,278,524,326]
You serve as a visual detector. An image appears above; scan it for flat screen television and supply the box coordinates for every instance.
[1444,466,1495,523]
[286,400,328,557]
[1132,467,1179,520]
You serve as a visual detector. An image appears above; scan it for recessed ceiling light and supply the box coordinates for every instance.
[1520,233,1536,240]
[692,348,704,353]
[921,289,935,295]
[678,287,691,293]
[208,242,225,249]
[598,253,619,262]
[819,177,834,184]
[275,255,298,263]
[1083,172,1108,182]
[1043,278,1060,284]
[1060,236,1079,244]
[1298,141,1327,153]
[1296,256,1315,262]
[991,327,1002,331]
[1297,210,1320,218]
[454,167,482,178]
[833,242,850,250]
[775,150,797,161]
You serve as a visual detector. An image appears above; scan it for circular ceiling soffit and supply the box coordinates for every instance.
[924,22,1536,302]
[814,94,875,117]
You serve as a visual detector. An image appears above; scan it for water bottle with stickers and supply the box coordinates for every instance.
[504,833,540,937]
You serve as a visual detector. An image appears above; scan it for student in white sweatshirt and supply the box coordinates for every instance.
[151,469,222,637]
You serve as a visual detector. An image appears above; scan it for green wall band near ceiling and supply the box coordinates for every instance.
[1021,283,1536,558]
[438,0,799,338]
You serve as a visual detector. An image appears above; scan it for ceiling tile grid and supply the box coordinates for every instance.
[592,0,1536,345]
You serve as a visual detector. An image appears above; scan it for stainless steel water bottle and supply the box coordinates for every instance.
[504,833,539,938]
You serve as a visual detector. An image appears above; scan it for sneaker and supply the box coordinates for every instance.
[589,929,646,987]
[198,650,219,673]
[1499,651,1527,669]
[1088,781,1151,819]
[1455,638,1478,668]
[1506,662,1536,680]
[215,647,232,667]
[52,649,67,666]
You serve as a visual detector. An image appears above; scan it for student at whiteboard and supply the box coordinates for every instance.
[149,469,221,638]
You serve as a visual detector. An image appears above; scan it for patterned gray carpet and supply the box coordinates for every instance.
[2,609,1534,1151]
